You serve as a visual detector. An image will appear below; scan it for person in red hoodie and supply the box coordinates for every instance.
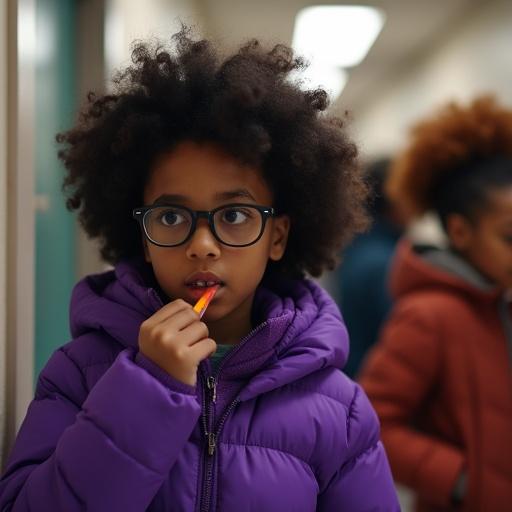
[359,96,512,512]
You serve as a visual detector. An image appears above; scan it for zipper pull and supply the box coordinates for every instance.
[208,432,216,456]
[206,376,217,403]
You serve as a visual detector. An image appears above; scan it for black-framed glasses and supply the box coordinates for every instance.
[133,203,277,247]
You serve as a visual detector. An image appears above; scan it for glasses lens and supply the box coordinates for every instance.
[144,206,193,246]
[213,206,263,246]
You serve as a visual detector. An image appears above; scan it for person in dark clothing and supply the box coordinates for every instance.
[337,158,403,377]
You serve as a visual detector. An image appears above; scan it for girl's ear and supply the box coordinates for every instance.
[446,213,473,251]
[269,215,290,261]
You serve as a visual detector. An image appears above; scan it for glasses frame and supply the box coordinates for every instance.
[133,203,277,248]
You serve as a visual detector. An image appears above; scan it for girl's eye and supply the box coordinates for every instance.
[222,208,251,225]
[160,210,186,226]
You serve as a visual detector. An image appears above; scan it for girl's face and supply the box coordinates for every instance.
[448,186,512,290]
[142,140,290,327]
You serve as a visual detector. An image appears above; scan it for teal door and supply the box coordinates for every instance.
[34,0,77,381]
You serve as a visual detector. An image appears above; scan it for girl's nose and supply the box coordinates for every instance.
[185,220,221,260]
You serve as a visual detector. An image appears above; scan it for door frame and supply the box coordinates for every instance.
[3,0,36,467]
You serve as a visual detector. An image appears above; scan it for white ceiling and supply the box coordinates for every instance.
[198,0,483,114]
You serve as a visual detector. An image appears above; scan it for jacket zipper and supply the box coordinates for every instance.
[198,321,268,512]
[199,374,241,512]
[199,373,215,512]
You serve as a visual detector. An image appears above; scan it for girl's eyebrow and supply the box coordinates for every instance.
[152,189,256,205]
[153,194,187,204]
[215,189,256,201]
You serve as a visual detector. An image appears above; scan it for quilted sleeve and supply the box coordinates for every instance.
[317,384,400,511]
[0,348,201,511]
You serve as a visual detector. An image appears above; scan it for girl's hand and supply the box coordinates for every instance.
[138,299,217,386]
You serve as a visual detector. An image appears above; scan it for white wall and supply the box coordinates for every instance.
[353,0,512,158]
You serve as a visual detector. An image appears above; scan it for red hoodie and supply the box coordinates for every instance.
[359,240,512,512]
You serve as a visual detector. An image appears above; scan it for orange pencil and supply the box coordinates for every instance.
[193,285,220,318]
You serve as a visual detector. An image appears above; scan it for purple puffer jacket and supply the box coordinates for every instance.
[0,260,399,511]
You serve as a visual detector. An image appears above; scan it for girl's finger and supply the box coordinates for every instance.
[177,321,210,347]
[159,307,202,332]
[188,338,218,361]
[143,299,192,328]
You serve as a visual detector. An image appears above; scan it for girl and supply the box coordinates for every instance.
[0,29,399,511]
[359,97,512,512]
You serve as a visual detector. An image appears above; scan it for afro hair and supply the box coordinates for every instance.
[57,27,369,278]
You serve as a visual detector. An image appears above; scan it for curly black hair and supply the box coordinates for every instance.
[58,27,368,278]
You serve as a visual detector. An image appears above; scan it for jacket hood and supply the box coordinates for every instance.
[70,259,348,401]
[390,239,500,302]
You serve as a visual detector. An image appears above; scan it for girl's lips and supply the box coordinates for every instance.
[185,272,224,287]
[185,284,224,302]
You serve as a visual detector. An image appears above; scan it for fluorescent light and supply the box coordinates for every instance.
[292,5,385,68]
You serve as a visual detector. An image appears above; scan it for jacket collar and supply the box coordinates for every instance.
[390,240,502,303]
[70,259,349,400]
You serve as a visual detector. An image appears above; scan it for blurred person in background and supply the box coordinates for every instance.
[359,96,512,511]
[337,158,403,378]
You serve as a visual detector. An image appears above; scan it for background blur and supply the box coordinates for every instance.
[1,0,511,504]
